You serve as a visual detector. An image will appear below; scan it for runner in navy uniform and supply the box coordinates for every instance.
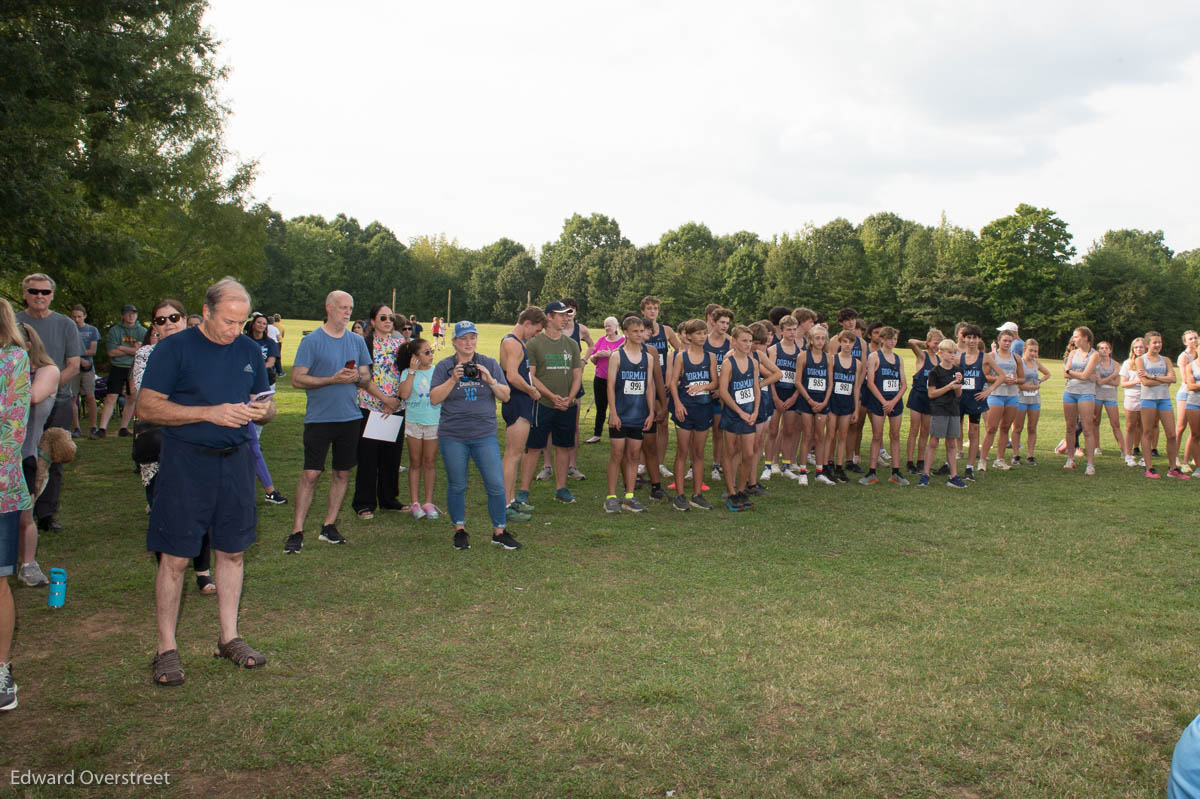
[904,328,944,475]
[956,324,988,480]
[717,325,758,511]
[861,326,907,485]
[831,308,869,472]
[668,319,717,510]
[796,324,834,484]
[603,316,656,513]
[765,315,801,481]
[499,307,545,518]
[827,330,863,483]
[747,322,781,498]
[639,296,681,494]
[704,306,733,481]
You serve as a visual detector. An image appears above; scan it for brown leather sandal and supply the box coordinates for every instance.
[152,649,185,687]
[214,637,266,669]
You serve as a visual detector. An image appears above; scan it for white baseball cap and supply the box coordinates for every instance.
[997,321,1019,333]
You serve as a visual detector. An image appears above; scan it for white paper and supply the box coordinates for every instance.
[363,410,404,442]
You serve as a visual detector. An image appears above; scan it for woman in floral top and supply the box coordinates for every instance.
[351,305,407,518]
[0,298,32,710]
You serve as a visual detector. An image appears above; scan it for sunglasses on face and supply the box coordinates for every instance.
[402,326,412,331]
[153,313,182,326]
[420,349,433,356]
[25,288,52,296]
[377,315,396,322]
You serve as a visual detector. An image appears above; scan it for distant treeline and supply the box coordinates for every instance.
[250,206,1200,355]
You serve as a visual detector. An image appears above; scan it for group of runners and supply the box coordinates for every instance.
[491,298,1198,517]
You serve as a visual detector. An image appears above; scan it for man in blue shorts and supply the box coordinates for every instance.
[138,277,275,686]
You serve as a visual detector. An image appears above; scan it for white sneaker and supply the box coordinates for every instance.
[535,465,553,481]
[976,459,986,473]
[659,464,673,478]
[807,453,817,465]
[760,466,772,483]
[815,473,836,485]
[770,463,782,475]
[711,465,723,481]
[879,448,891,463]
[797,472,809,486]
[1137,457,1145,467]
[1085,464,1096,476]
[567,465,586,481]
[637,463,646,476]
[18,561,48,587]
[684,467,693,480]
[1094,447,1103,456]
[1125,454,1136,467]
[991,458,1011,471]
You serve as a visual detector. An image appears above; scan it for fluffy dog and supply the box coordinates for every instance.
[36,427,76,499]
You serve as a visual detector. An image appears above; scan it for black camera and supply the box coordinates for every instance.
[460,361,479,380]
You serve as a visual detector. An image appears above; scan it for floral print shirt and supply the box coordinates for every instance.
[358,334,405,413]
[0,346,32,512]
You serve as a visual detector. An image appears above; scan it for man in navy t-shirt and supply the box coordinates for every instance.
[138,277,275,686]
[285,290,397,553]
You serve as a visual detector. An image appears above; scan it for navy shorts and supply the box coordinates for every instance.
[672,401,713,431]
[303,419,360,471]
[908,390,931,415]
[719,409,756,435]
[774,385,797,406]
[0,511,18,578]
[147,437,257,558]
[866,395,904,418]
[527,404,577,450]
[501,392,535,427]
[609,425,645,441]
[757,391,774,424]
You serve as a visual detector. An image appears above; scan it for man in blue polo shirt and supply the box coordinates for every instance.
[138,277,275,687]
[285,290,398,553]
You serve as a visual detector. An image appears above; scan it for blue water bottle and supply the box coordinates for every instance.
[47,568,66,608]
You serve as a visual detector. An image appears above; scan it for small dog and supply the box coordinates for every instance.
[36,427,76,498]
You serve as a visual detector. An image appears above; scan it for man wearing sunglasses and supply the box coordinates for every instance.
[97,304,146,438]
[16,273,81,533]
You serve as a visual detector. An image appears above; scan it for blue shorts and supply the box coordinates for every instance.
[907,390,931,415]
[1096,399,1118,408]
[1140,398,1173,411]
[865,396,904,418]
[987,395,1020,408]
[718,409,756,435]
[1187,403,1200,412]
[148,437,257,558]
[526,404,577,450]
[1062,391,1095,405]
[1177,390,1189,403]
[501,392,535,427]
[1019,402,1041,412]
[0,511,17,578]
[757,391,774,424]
[774,385,796,405]
[672,401,713,431]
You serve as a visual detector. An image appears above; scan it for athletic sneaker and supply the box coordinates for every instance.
[555,488,576,504]
[1011,456,1021,466]
[71,427,81,439]
[535,465,553,481]
[319,524,346,544]
[711,464,723,481]
[604,497,621,513]
[724,495,745,512]
[744,483,768,497]
[834,466,849,483]
[975,459,986,473]
[1054,439,1067,455]
[797,472,809,486]
[264,490,288,505]
[1153,448,1161,457]
[621,496,647,513]
[783,465,802,481]
[991,458,1011,471]
[17,562,48,587]
[738,492,755,509]
[917,474,930,487]
[567,466,586,481]
[964,466,974,481]
[422,503,441,520]
[906,461,918,475]
[936,463,950,476]
[879,448,891,463]
[770,463,782,475]
[1168,468,1191,480]
[689,494,713,510]
[889,473,910,486]
[1085,464,1096,476]
[648,485,668,501]
[1137,457,1145,467]
[1181,463,1195,475]
[505,505,532,522]
[858,473,879,486]
[845,461,863,474]
[513,492,535,512]
[0,663,16,711]
[1094,447,1103,457]
[637,463,646,475]
[947,476,968,488]
[1063,459,1075,470]
[672,494,690,511]
[807,453,817,465]
[284,532,303,554]
[453,529,470,549]
[1125,454,1136,467]
[684,467,693,480]
[411,504,426,520]
[760,466,773,483]
[1027,456,1038,467]
[491,531,522,550]
[659,464,673,478]
[815,473,836,486]
[1145,468,1161,479]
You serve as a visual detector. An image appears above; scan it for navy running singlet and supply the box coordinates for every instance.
[612,347,650,428]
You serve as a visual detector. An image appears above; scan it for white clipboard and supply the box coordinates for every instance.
[363,410,403,442]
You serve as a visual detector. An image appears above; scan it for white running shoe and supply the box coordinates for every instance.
[815,473,835,485]
[536,465,553,481]
[797,472,809,486]
[659,464,673,478]
[991,458,1011,471]
[1137,457,1145,467]
[976,459,986,473]
[685,467,693,480]
[760,466,772,483]
[807,453,817,465]
[637,463,646,476]
[879,448,891,463]
[1125,454,1136,467]
[770,463,782,475]
[1085,464,1096,476]
[1094,447,1102,456]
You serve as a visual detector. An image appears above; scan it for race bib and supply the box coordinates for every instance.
[626,379,645,396]
[962,377,977,390]
[687,380,709,397]
[883,379,899,393]
[659,352,665,368]
[1021,389,1039,398]
[807,377,826,392]
[781,369,796,385]
[734,387,754,405]
[834,381,852,396]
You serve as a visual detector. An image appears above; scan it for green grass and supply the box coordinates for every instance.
[5,321,1195,798]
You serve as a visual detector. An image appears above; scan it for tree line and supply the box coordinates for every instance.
[3,2,1197,356]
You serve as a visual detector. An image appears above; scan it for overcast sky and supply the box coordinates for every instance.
[204,1,1200,257]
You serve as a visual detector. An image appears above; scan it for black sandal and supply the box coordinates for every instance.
[196,574,216,595]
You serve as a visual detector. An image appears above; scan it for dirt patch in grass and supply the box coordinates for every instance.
[182,756,358,798]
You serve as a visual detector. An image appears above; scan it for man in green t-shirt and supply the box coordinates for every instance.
[520,301,583,503]
[97,304,147,437]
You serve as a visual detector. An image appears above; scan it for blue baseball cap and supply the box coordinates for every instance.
[453,321,478,338]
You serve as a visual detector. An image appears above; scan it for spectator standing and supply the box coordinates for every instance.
[351,305,407,518]
[0,299,32,710]
[241,313,287,505]
[137,278,275,686]
[15,273,79,534]
[519,301,583,505]
[286,291,397,553]
[97,304,146,437]
[69,305,100,438]
[14,324,59,588]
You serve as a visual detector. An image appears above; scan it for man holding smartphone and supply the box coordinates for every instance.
[286,290,398,553]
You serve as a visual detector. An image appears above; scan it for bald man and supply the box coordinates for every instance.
[286,291,398,553]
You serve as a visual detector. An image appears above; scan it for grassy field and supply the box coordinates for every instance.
[4,320,1196,798]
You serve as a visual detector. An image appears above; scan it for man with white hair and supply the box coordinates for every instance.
[286,291,398,553]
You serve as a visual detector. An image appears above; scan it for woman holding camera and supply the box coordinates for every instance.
[429,321,519,551]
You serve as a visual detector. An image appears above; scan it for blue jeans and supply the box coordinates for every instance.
[439,435,507,530]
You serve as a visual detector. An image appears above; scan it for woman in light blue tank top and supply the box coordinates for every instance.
[1061,327,1100,474]
[979,329,1025,469]
[1011,339,1050,465]
[1175,330,1198,470]
[1092,341,1127,462]
[1182,356,1200,475]
[1136,330,1184,478]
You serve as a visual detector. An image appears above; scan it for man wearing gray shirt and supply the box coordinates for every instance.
[16,273,80,532]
